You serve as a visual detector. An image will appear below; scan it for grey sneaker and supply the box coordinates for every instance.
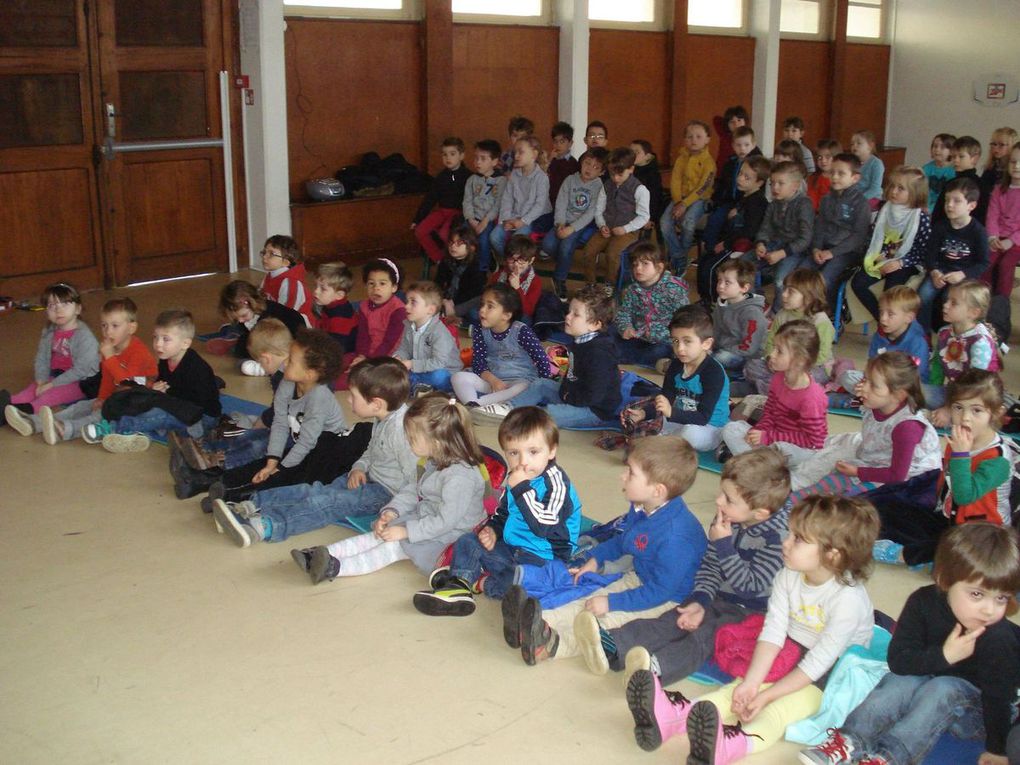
[101,433,150,453]
[309,546,341,584]
[798,730,858,765]
[212,499,265,548]
[290,547,315,572]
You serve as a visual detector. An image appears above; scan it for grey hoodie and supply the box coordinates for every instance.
[811,182,871,259]
[554,172,604,228]
[713,292,768,359]
[499,166,552,225]
[351,403,419,496]
[395,316,462,374]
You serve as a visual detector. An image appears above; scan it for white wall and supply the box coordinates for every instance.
[887,0,1020,166]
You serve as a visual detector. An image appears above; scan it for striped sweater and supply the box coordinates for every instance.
[754,373,828,449]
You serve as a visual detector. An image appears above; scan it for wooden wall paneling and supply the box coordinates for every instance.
[840,44,891,148]
[422,0,453,175]
[587,30,669,157]
[452,24,558,160]
[683,35,756,161]
[776,40,832,149]
[284,19,422,200]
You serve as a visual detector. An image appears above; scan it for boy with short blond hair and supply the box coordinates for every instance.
[579,448,790,690]
[662,120,716,273]
[580,146,650,285]
[394,280,462,393]
[712,258,767,375]
[413,406,582,616]
[506,436,707,666]
[313,262,356,353]
[754,161,815,311]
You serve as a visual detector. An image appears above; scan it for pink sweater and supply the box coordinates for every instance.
[987,186,1020,244]
[755,373,828,448]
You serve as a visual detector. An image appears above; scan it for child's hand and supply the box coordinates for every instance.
[410,222,416,230]
[727,207,738,220]
[812,248,833,264]
[477,525,496,551]
[508,273,522,290]
[507,463,531,488]
[372,509,397,536]
[35,381,53,395]
[584,595,609,616]
[977,752,1008,765]
[621,327,638,340]
[738,690,769,723]
[378,524,408,542]
[100,336,118,358]
[949,423,974,453]
[654,395,672,417]
[755,242,767,258]
[835,460,859,476]
[611,226,627,237]
[152,381,170,393]
[568,557,598,584]
[401,359,413,369]
[745,428,764,446]
[347,469,367,489]
[252,460,279,484]
[932,406,951,429]
[350,355,365,367]
[600,225,611,238]
[930,270,946,289]
[943,622,985,664]
[490,377,508,393]
[675,603,706,631]
[730,681,759,717]
[91,399,103,412]
[945,270,965,285]
[765,249,786,265]
[708,509,733,540]
[999,238,1014,251]
[713,241,725,254]
[880,259,903,275]
[558,225,573,239]
[672,203,687,219]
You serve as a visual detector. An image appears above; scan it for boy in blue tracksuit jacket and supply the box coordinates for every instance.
[413,407,581,616]
[511,436,708,665]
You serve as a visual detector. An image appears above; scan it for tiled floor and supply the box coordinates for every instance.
[1,263,1013,763]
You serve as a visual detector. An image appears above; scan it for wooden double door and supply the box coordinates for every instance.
[0,0,235,296]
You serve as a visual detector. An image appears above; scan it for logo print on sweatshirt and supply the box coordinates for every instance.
[634,533,649,551]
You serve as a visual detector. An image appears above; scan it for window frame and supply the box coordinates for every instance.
[586,0,668,32]
[452,0,551,26]
[778,0,831,41]
[846,0,888,44]
[281,0,420,21]
[685,0,749,36]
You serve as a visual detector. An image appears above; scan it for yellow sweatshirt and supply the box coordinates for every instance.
[669,148,716,208]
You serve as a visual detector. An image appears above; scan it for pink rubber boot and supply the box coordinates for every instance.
[625,669,693,751]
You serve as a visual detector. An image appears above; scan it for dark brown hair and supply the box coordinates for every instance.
[773,318,820,371]
[348,357,410,411]
[784,268,829,316]
[571,283,615,329]
[219,280,267,317]
[293,327,343,382]
[264,234,300,264]
[498,406,559,451]
[865,351,924,412]
[101,297,138,323]
[934,523,1020,612]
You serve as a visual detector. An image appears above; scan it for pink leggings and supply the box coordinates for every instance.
[982,244,1020,298]
[10,380,87,413]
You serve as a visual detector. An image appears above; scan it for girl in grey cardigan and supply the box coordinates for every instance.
[303,394,487,584]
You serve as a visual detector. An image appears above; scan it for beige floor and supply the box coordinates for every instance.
[1,263,1012,764]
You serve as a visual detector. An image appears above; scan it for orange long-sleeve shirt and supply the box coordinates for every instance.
[98,336,158,401]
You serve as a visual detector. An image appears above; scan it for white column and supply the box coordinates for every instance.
[238,0,291,270]
[555,0,589,157]
[750,0,781,157]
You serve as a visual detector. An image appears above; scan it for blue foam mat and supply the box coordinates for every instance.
[337,513,599,535]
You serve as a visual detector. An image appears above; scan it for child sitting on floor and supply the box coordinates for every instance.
[503,436,707,666]
[801,523,1020,765]
[412,407,581,616]
[212,359,415,548]
[622,305,729,453]
[394,281,463,394]
[348,258,407,369]
[3,281,98,423]
[294,394,487,585]
[8,298,156,445]
[507,283,622,429]
[926,279,1001,425]
[711,258,767,378]
[211,280,305,370]
[721,320,827,467]
[581,449,789,692]
[613,242,690,368]
[258,234,313,326]
[312,262,357,355]
[791,352,941,500]
[82,309,221,453]
[451,283,553,420]
[743,268,833,395]
[644,495,879,765]
[870,369,1013,567]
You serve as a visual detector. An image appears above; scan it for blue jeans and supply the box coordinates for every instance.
[409,369,453,392]
[810,251,861,309]
[490,224,531,258]
[712,348,747,376]
[700,202,732,256]
[842,673,984,765]
[475,220,497,271]
[450,532,548,599]
[922,383,946,409]
[542,224,597,281]
[918,276,947,332]
[253,473,393,543]
[115,410,216,439]
[208,427,271,470]
[613,331,673,368]
[751,243,807,311]
[659,199,706,273]
[509,378,619,429]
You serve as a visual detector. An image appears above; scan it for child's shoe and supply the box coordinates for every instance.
[654,357,671,375]
[871,539,905,565]
[212,499,265,548]
[101,433,150,453]
[39,406,60,445]
[290,547,315,572]
[201,482,226,515]
[798,729,858,765]
[573,611,611,675]
[308,546,341,584]
[519,597,558,665]
[0,389,9,424]
[180,435,224,472]
[594,432,629,451]
[427,565,452,590]
[626,669,693,751]
[622,645,654,689]
[82,419,114,444]
[5,404,36,437]
[169,444,221,500]
[686,700,760,765]
[555,280,568,302]
[240,359,268,377]
[410,383,434,398]
[470,402,512,424]
[412,577,476,616]
[501,584,528,648]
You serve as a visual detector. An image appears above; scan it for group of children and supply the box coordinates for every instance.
[4,113,1020,765]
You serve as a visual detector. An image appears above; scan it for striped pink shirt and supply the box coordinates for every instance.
[755,373,828,449]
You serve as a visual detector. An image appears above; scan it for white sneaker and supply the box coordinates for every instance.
[470,402,512,423]
[39,406,59,445]
[101,433,151,453]
[240,360,268,377]
[4,405,35,437]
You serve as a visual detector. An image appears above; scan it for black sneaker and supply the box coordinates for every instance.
[715,443,733,465]
[501,584,528,648]
[520,596,558,665]
[555,280,568,302]
[200,481,225,514]
[0,389,9,426]
[308,546,341,584]
[412,578,476,616]
[411,383,434,398]
[428,565,453,590]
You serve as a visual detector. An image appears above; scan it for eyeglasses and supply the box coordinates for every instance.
[587,133,606,140]
[46,300,74,309]
[260,249,284,258]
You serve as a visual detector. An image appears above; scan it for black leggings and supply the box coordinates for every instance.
[850,266,919,321]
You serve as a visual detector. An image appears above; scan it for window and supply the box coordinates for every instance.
[780,0,822,35]
[453,0,543,17]
[589,0,655,24]
[284,0,402,9]
[687,0,743,29]
[282,0,414,20]
[847,0,883,39]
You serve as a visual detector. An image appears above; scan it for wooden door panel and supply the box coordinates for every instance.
[0,166,98,277]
